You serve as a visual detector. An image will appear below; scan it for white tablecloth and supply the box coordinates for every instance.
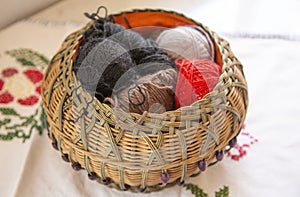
[1,0,300,196]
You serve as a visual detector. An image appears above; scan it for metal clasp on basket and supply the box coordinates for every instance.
[84,6,108,21]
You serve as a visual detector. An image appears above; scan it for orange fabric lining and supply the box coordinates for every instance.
[212,40,223,67]
[113,11,197,28]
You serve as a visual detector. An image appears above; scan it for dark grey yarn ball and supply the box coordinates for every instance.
[73,19,176,102]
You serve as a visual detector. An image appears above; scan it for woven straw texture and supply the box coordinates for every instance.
[41,9,248,193]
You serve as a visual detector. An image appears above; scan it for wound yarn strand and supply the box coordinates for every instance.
[113,68,177,114]
[156,26,214,60]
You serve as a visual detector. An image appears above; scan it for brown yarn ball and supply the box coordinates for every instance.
[112,68,177,114]
[129,82,174,114]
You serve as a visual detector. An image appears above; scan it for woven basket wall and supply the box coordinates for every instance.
[41,9,248,193]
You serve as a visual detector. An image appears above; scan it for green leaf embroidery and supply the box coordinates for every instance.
[215,186,229,197]
[184,184,229,197]
[40,108,47,131]
[0,130,23,141]
[6,48,49,69]
[0,105,45,142]
[184,183,208,197]
[0,118,11,127]
[16,58,35,66]
[0,107,20,116]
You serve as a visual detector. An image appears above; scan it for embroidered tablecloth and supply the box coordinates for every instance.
[1,1,300,196]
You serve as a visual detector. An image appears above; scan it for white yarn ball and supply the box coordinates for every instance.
[156,26,214,60]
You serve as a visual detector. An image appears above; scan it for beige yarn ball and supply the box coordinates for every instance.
[112,68,177,114]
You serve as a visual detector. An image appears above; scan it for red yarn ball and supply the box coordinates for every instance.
[175,58,222,108]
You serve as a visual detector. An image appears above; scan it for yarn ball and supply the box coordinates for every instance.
[156,26,214,60]
[74,20,126,67]
[113,68,177,114]
[74,38,134,101]
[73,19,175,102]
[175,58,222,108]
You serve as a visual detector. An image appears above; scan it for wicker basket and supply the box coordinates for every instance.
[41,9,248,193]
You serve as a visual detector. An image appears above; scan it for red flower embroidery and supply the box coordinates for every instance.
[227,124,258,161]
[35,86,41,94]
[18,96,39,106]
[0,67,43,106]
[23,69,44,84]
[2,68,18,77]
[0,91,14,104]
[0,79,4,90]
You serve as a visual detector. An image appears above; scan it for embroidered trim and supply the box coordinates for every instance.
[222,32,300,42]
[0,48,49,141]
[21,18,300,42]
[184,184,229,197]
[0,106,45,142]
